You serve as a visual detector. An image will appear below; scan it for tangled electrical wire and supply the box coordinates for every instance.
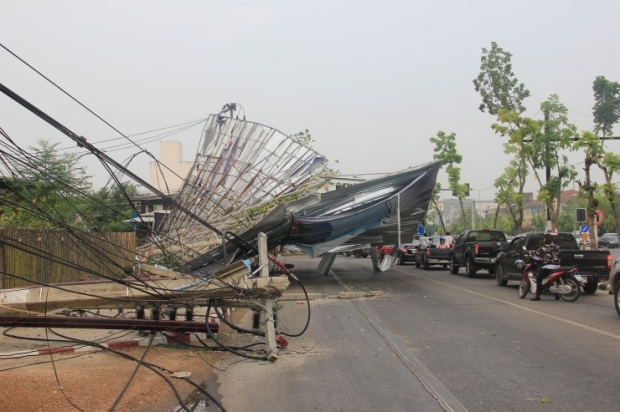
[0,43,318,411]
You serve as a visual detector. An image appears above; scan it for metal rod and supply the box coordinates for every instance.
[0,315,219,332]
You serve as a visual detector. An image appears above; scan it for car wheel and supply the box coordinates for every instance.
[583,280,598,294]
[614,281,620,318]
[496,265,508,286]
[518,278,530,299]
[466,257,476,278]
[450,256,458,274]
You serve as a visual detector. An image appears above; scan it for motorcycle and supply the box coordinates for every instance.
[515,256,583,302]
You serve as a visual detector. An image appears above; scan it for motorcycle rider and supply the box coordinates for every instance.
[530,232,561,301]
[418,233,430,250]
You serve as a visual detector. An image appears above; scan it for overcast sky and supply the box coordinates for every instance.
[1,1,619,201]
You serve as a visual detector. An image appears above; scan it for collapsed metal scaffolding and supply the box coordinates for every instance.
[145,110,328,263]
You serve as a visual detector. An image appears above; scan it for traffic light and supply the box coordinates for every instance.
[452,183,470,197]
[576,208,586,222]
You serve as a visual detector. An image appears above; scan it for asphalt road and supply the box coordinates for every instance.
[216,252,620,412]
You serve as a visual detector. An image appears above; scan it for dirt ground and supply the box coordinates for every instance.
[0,313,254,412]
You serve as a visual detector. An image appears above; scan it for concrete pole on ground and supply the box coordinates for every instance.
[258,232,278,361]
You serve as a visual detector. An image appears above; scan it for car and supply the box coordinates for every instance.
[599,233,619,249]
[411,235,423,248]
[377,245,395,259]
[282,244,302,254]
[397,243,416,265]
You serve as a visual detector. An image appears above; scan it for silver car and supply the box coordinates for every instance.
[599,233,619,249]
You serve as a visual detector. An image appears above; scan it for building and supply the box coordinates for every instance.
[149,141,194,194]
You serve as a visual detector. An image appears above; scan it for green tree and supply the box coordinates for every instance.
[430,131,467,228]
[592,76,620,138]
[428,183,446,233]
[0,139,92,229]
[493,160,521,231]
[575,131,606,248]
[91,182,140,231]
[490,110,535,233]
[533,95,578,230]
[474,42,531,233]
[591,76,620,240]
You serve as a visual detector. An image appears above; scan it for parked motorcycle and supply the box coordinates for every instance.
[515,256,582,302]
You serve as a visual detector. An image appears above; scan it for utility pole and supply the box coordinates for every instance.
[544,109,553,232]
[472,200,476,229]
[258,233,278,361]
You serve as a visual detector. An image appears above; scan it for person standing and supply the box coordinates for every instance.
[437,237,450,249]
[443,231,453,247]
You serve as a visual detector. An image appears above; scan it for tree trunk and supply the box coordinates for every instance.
[458,198,467,226]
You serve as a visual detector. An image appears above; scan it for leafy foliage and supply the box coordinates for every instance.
[91,183,140,231]
[430,131,467,228]
[473,42,530,115]
[592,76,620,138]
[474,42,533,233]
[0,139,144,232]
[0,139,92,229]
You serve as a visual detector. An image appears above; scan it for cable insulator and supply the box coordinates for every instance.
[168,307,177,321]
[136,305,145,319]
[252,309,261,330]
[185,306,194,321]
[151,307,160,321]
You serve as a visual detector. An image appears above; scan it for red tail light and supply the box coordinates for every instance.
[607,254,612,270]
[474,243,479,255]
[425,249,430,255]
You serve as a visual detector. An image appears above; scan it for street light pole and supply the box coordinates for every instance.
[471,186,494,228]
[572,181,577,234]
[472,200,475,228]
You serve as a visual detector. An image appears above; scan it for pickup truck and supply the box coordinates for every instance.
[495,232,612,294]
[415,245,451,270]
[450,229,508,277]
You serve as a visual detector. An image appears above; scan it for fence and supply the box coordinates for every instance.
[0,229,135,289]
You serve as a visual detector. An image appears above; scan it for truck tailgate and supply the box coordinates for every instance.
[560,250,611,277]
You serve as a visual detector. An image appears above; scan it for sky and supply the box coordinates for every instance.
[1,0,619,203]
